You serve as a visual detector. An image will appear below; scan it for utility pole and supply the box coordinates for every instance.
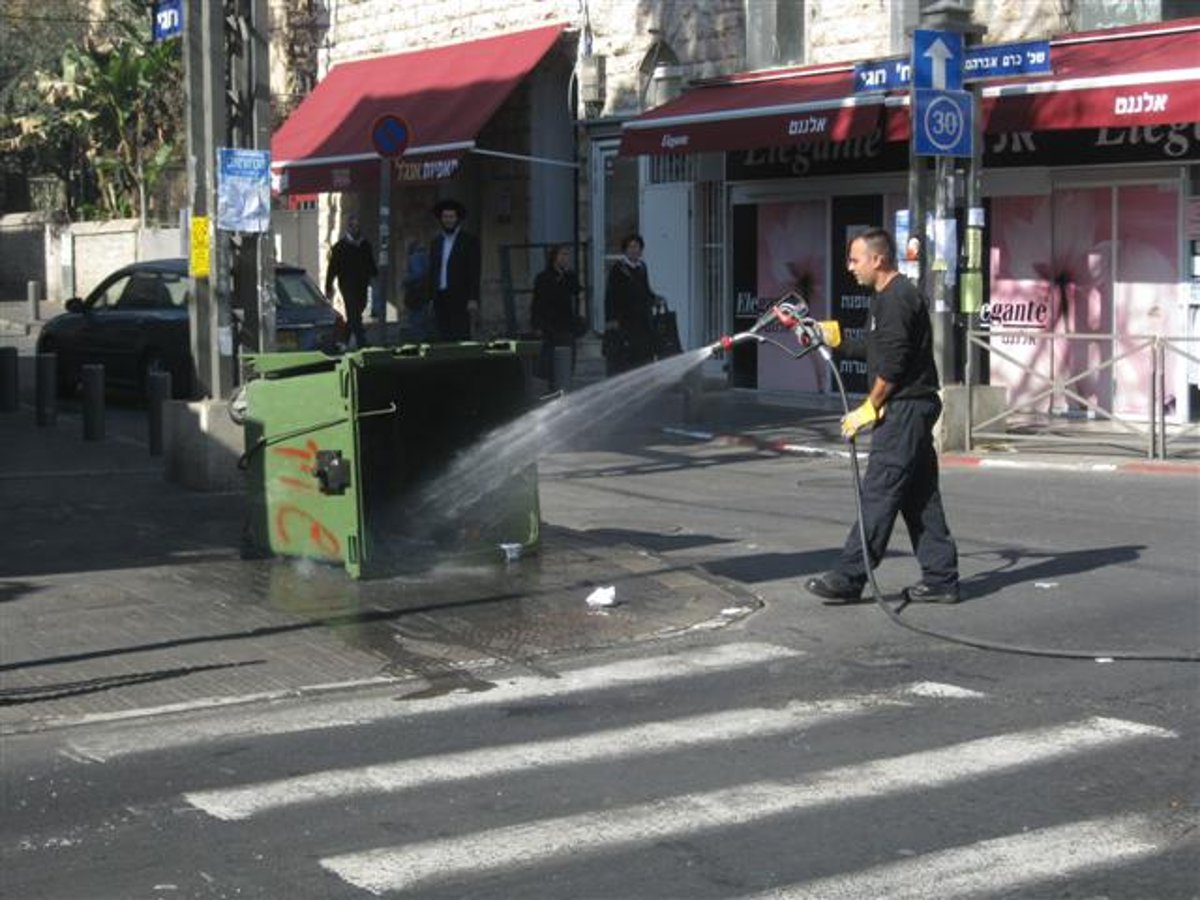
[226,0,275,356]
[909,0,985,385]
[184,0,234,398]
[185,0,274,398]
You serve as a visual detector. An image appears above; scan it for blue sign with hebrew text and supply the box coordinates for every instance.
[152,0,182,42]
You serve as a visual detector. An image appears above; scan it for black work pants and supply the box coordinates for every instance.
[336,295,368,347]
[836,396,959,590]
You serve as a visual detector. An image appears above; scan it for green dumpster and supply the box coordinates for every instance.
[240,341,541,578]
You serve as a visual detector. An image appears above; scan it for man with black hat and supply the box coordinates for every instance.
[427,198,481,341]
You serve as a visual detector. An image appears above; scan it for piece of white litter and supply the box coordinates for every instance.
[1034,581,1059,589]
[586,586,617,608]
[1095,657,1115,664]
[721,606,752,617]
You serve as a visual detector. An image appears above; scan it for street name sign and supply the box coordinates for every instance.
[854,58,911,93]
[152,0,182,42]
[855,40,1053,93]
[962,40,1052,79]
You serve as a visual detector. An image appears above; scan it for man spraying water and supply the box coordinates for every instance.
[804,227,961,605]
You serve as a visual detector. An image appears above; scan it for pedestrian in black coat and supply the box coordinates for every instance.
[604,234,657,375]
[531,244,582,387]
[427,199,481,341]
[325,214,377,348]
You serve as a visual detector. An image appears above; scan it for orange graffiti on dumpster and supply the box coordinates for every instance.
[271,439,340,558]
[275,504,341,558]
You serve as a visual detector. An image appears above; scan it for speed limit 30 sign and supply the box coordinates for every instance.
[914,88,973,158]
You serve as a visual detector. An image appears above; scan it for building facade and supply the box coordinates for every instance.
[270,1,1200,423]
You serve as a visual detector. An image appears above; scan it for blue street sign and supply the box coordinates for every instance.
[853,58,911,93]
[914,89,973,158]
[962,40,1052,80]
[152,0,182,42]
[913,29,964,91]
[855,41,1053,93]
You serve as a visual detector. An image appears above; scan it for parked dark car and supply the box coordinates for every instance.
[36,258,338,398]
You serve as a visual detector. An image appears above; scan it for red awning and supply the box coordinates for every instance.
[271,25,564,194]
[619,65,885,156]
[885,19,1200,140]
[982,20,1200,133]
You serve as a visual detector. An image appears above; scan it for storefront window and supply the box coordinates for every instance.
[745,1,805,70]
[1074,0,1185,29]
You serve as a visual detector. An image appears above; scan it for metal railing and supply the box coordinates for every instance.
[965,330,1199,460]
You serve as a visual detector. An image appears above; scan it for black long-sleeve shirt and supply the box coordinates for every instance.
[840,275,941,401]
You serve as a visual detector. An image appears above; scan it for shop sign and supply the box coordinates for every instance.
[391,157,460,183]
[980,297,1052,329]
[986,123,1200,168]
[727,123,1200,181]
[726,129,905,179]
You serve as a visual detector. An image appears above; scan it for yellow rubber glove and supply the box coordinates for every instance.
[841,399,882,440]
[817,320,842,348]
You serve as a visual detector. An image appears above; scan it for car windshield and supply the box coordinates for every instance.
[276,270,326,309]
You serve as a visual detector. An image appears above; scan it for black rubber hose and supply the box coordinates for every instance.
[754,332,1198,663]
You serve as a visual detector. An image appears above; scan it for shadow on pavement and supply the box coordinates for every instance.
[961,544,1145,601]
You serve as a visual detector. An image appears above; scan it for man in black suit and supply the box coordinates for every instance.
[427,198,481,341]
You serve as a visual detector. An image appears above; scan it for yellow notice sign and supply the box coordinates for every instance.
[960,271,983,314]
[190,215,210,278]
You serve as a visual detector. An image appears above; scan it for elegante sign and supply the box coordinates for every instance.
[727,123,1200,180]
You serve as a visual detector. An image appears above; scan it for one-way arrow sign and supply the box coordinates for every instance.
[913,30,963,91]
[924,37,954,90]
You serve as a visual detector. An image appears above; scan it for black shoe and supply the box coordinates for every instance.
[805,571,865,604]
[903,582,961,604]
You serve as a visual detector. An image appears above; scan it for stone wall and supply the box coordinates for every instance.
[973,0,1068,43]
[0,214,50,299]
[807,0,893,64]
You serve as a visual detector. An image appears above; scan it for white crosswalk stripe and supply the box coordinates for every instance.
[741,814,1170,900]
[184,681,981,821]
[65,641,801,762]
[319,716,1175,895]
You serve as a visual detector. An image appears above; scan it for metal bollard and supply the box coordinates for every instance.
[81,364,105,441]
[0,347,17,412]
[147,370,172,457]
[35,353,56,427]
[27,280,41,322]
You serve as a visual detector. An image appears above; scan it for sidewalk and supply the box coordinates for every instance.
[0,395,759,734]
[678,389,1200,477]
[3,289,1196,476]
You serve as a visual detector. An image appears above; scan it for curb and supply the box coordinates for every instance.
[664,426,1200,477]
